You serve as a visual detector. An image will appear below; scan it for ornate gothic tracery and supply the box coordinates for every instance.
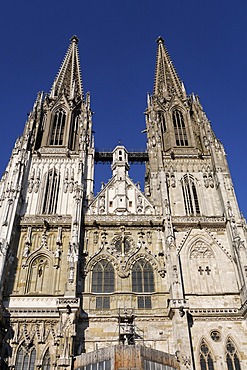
[15,345,36,370]
[226,338,241,370]
[182,174,200,216]
[172,109,188,146]
[49,109,66,146]
[132,259,155,309]
[91,260,115,309]
[42,349,51,370]
[41,169,60,214]
[199,340,215,370]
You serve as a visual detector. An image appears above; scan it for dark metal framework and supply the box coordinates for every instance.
[95,150,149,164]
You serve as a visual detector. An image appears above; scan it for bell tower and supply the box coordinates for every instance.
[145,37,247,369]
[0,36,95,368]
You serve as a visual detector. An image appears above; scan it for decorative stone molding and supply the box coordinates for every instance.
[6,308,59,317]
[85,214,163,226]
[39,147,72,155]
[189,307,239,317]
[190,242,214,259]
[56,298,80,309]
[20,215,72,225]
[172,216,225,227]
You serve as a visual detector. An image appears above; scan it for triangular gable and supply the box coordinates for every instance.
[87,174,155,216]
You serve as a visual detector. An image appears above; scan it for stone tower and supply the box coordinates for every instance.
[0,36,94,369]
[0,36,246,370]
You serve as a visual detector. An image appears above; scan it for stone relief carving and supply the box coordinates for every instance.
[203,173,214,188]
[166,173,176,188]
[190,242,214,259]
[99,194,106,213]
[0,238,8,257]
[23,226,32,258]
[85,229,165,279]
[34,169,40,193]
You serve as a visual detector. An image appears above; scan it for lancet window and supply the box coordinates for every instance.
[42,349,51,370]
[158,112,166,133]
[50,109,66,145]
[69,114,79,150]
[226,338,241,370]
[172,109,188,146]
[26,256,51,294]
[132,259,154,309]
[199,340,215,370]
[91,260,115,309]
[182,174,200,216]
[42,169,60,214]
[15,345,36,370]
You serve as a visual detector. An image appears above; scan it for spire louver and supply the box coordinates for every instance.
[50,35,84,101]
[154,37,185,99]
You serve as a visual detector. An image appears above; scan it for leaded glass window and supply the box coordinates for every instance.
[132,259,154,309]
[42,169,60,214]
[50,109,66,145]
[199,340,214,370]
[182,174,200,216]
[172,109,188,146]
[226,339,241,370]
[69,114,79,150]
[92,260,114,309]
[16,345,36,370]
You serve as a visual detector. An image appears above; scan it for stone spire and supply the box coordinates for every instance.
[153,37,186,99]
[50,35,84,101]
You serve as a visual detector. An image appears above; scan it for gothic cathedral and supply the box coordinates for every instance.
[0,36,246,370]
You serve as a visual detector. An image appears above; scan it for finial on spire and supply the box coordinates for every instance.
[156,36,164,44]
[70,35,79,44]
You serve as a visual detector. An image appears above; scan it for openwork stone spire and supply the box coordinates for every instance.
[50,35,84,101]
[153,37,186,99]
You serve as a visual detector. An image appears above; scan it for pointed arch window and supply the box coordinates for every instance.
[172,109,188,146]
[158,112,166,133]
[132,259,154,309]
[69,113,79,150]
[16,345,36,370]
[26,255,52,294]
[92,260,115,309]
[226,339,241,370]
[50,109,66,145]
[42,169,60,214]
[199,340,215,370]
[182,174,200,216]
[42,349,51,370]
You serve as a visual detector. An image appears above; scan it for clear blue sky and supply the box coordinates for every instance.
[0,1,247,216]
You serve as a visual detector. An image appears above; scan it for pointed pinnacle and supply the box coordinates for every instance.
[70,35,79,44]
[156,36,164,44]
[50,36,83,100]
[153,36,186,99]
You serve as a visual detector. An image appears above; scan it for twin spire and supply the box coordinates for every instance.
[49,36,185,103]
[50,35,84,101]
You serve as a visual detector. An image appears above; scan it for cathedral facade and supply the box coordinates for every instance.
[0,36,246,370]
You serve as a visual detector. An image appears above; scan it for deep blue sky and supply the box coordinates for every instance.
[1,1,247,216]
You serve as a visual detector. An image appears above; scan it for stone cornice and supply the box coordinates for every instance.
[189,307,244,320]
[172,216,226,227]
[4,296,59,308]
[4,308,59,318]
[20,214,72,226]
[38,147,79,156]
[84,215,163,226]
